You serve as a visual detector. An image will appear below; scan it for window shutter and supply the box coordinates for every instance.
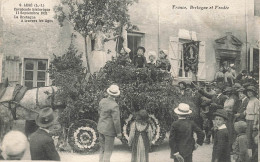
[5,56,20,83]
[168,37,179,78]
[0,54,2,82]
[197,41,206,81]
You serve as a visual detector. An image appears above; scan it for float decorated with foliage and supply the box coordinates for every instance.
[48,44,200,154]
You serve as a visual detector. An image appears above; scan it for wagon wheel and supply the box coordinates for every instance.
[68,119,99,154]
[121,114,166,146]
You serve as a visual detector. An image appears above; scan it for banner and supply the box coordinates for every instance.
[183,41,200,74]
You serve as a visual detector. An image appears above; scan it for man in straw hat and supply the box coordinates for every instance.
[244,85,259,159]
[0,131,28,160]
[169,103,205,162]
[98,84,122,162]
[29,107,60,161]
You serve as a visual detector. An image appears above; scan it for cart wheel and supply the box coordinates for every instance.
[68,119,99,154]
[121,114,166,145]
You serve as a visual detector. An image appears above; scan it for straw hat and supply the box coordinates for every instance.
[174,103,192,115]
[35,107,57,128]
[2,131,27,157]
[107,84,120,96]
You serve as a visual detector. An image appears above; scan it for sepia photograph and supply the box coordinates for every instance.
[0,0,259,161]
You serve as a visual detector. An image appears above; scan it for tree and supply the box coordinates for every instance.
[54,0,137,72]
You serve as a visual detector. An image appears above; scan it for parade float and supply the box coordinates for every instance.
[48,43,200,154]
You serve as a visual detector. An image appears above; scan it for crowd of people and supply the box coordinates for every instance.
[0,57,258,162]
[0,107,60,160]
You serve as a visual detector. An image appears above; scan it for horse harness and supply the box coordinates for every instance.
[0,86,56,120]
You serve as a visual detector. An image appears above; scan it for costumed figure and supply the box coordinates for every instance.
[89,20,118,73]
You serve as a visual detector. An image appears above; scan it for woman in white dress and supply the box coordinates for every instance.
[89,20,118,73]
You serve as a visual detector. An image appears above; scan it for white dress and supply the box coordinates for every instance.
[128,122,153,162]
[90,31,107,73]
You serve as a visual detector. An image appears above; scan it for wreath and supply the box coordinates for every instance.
[121,114,166,145]
[68,119,99,154]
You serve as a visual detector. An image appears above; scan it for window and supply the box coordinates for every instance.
[24,59,48,89]
[127,32,145,59]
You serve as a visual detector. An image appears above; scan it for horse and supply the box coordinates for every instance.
[0,78,64,141]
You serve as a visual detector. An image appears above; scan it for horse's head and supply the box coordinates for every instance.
[0,78,9,89]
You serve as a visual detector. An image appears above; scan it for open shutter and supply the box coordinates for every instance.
[5,56,20,84]
[168,37,179,78]
[197,41,206,81]
[0,54,2,82]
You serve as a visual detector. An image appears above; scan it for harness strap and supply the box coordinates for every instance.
[51,86,55,108]
[8,101,17,120]
[36,87,39,108]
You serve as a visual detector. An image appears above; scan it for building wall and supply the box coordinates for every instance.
[125,0,255,81]
[0,0,258,84]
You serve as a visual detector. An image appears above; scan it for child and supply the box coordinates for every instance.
[133,46,147,68]
[169,103,205,162]
[212,109,231,162]
[128,110,153,162]
[232,121,250,162]
[146,52,156,69]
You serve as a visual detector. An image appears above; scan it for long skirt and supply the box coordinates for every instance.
[89,50,107,74]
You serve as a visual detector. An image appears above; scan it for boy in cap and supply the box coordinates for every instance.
[29,107,60,161]
[212,109,231,162]
[0,131,28,160]
[169,103,205,162]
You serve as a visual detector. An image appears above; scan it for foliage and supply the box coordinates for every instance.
[54,0,138,71]
[49,44,200,131]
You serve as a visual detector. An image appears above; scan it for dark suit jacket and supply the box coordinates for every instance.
[199,90,227,114]
[29,129,60,161]
[97,97,121,137]
[235,97,249,121]
[212,128,231,162]
[169,119,205,158]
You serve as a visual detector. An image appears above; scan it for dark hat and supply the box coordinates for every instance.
[36,107,57,128]
[178,81,187,88]
[136,46,146,53]
[96,19,104,26]
[213,109,228,120]
[223,87,233,94]
[232,83,242,90]
[245,86,257,95]
[236,87,245,92]
[136,110,149,123]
